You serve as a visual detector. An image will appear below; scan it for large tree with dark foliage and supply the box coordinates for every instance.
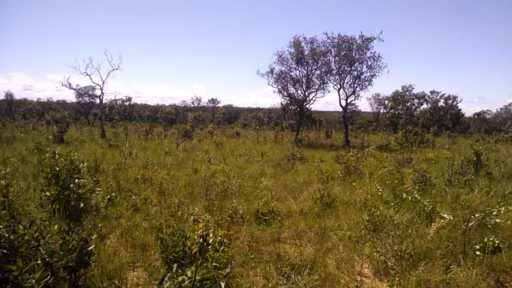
[260,35,331,143]
[325,33,385,146]
[383,85,427,133]
[418,90,464,133]
[62,51,121,139]
[72,85,97,125]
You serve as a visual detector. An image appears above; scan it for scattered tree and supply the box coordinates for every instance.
[63,51,122,139]
[367,93,386,128]
[3,91,16,121]
[418,90,464,133]
[383,85,427,133]
[259,35,331,143]
[206,98,220,107]
[325,33,385,146]
[73,85,97,125]
[206,98,221,123]
[190,95,203,107]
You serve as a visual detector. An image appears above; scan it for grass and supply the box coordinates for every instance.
[1,123,512,287]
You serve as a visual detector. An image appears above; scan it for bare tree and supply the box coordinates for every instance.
[325,33,385,146]
[62,51,121,139]
[259,35,331,143]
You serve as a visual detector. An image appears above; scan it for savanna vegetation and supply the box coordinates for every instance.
[2,33,512,287]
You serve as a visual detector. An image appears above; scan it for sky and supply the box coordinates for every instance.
[0,0,511,114]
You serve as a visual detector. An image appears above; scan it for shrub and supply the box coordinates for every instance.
[286,148,306,162]
[312,188,337,212]
[41,150,95,225]
[0,168,52,287]
[335,150,365,177]
[49,111,70,144]
[157,214,232,288]
[324,129,333,139]
[254,205,281,226]
[39,150,98,286]
[396,127,434,148]
[177,125,194,141]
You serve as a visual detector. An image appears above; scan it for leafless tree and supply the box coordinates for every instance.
[62,51,121,139]
[325,33,385,146]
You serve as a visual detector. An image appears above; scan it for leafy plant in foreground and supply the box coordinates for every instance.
[157,214,232,288]
[40,150,98,287]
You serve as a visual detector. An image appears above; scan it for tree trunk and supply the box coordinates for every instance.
[294,121,302,143]
[342,108,350,147]
[100,119,107,139]
[99,99,107,139]
[294,107,304,144]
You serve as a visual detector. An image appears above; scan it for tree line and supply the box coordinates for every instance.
[1,35,511,141]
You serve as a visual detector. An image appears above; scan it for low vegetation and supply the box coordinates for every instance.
[2,32,512,287]
[1,122,512,287]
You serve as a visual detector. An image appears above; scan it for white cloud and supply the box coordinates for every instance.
[0,72,282,107]
[0,73,211,105]
[0,73,73,101]
[0,72,369,110]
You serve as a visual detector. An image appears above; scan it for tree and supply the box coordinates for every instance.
[325,33,385,146]
[63,51,121,139]
[367,93,386,128]
[418,90,464,133]
[383,85,427,133]
[470,110,495,134]
[106,96,133,123]
[206,98,221,123]
[3,90,16,121]
[73,85,97,125]
[259,35,331,143]
[206,98,220,107]
[190,95,203,107]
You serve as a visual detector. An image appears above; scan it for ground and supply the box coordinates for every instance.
[1,124,512,287]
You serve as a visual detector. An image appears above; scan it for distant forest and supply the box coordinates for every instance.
[1,89,512,137]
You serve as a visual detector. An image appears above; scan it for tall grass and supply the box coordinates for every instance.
[1,123,511,287]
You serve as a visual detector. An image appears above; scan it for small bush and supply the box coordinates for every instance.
[254,205,281,226]
[324,129,333,139]
[157,214,232,288]
[312,188,337,212]
[50,111,70,144]
[41,151,95,225]
[396,127,434,148]
[335,151,365,177]
[233,129,241,138]
[177,125,194,141]
[286,149,306,162]
[40,150,98,286]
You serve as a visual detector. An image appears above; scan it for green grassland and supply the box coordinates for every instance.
[2,124,512,287]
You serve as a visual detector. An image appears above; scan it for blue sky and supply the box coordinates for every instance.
[1,0,511,113]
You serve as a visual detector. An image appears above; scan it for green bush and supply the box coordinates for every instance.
[396,127,434,148]
[157,214,232,288]
[49,111,70,144]
[41,150,95,225]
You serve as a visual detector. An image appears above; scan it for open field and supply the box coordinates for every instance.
[2,123,512,287]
